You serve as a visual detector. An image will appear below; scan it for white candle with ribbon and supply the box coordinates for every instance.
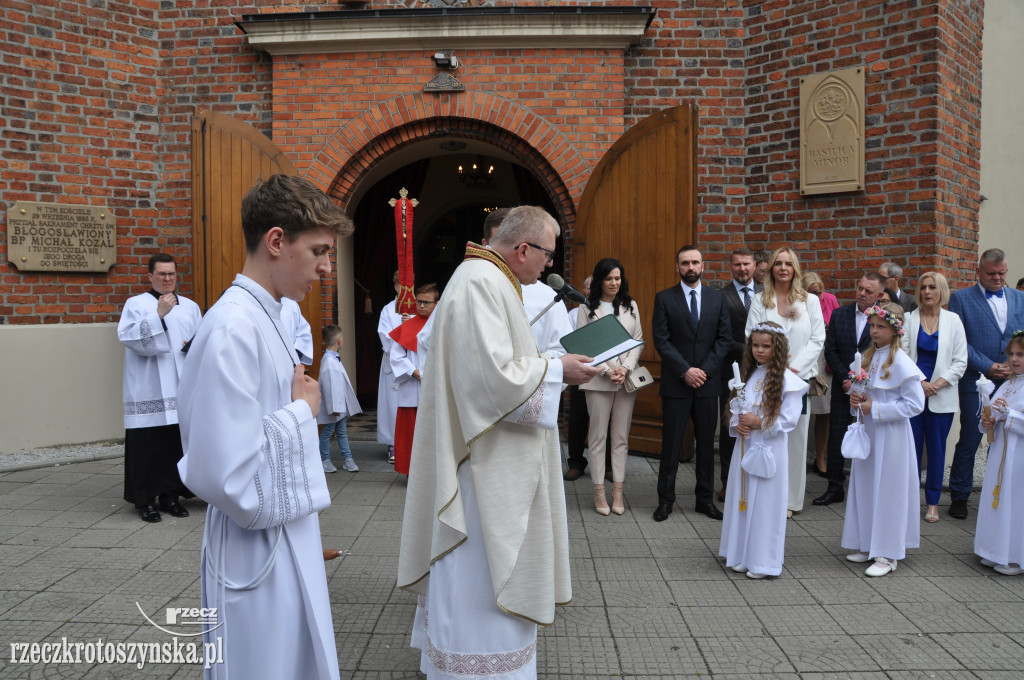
[852,351,861,376]
[732,361,742,386]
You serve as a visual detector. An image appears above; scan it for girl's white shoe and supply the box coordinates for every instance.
[846,552,871,563]
[865,557,897,577]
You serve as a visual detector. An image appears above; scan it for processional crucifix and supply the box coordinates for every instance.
[388,188,419,316]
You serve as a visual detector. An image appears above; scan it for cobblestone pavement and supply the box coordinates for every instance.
[0,436,1021,679]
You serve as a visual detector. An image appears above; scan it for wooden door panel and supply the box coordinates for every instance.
[574,105,697,456]
[191,110,324,370]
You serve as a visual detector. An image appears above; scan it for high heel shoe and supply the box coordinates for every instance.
[611,482,625,515]
[594,485,610,516]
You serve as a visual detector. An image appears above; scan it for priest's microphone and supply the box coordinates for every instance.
[530,274,586,325]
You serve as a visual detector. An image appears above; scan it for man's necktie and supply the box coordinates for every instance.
[986,288,1004,299]
[743,287,751,311]
[690,289,699,324]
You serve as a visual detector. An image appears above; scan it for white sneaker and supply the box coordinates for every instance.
[846,552,871,563]
[342,458,359,473]
[731,564,748,573]
[746,571,767,579]
[865,557,897,577]
[322,459,338,473]
[993,564,1024,576]
[980,558,997,568]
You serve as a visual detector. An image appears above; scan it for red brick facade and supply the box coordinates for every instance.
[0,0,985,324]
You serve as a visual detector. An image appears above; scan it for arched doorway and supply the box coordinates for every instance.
[343,131,565,402]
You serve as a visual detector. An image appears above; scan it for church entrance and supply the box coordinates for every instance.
[348,137,559,402]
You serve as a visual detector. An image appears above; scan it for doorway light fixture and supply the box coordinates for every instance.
[457,158,495,187]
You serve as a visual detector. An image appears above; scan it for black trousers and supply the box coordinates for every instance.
[566,385,611,472]
[824,394,854,489]
[657,394,718,507]
[123,424,193,508]
[717,387,735,487]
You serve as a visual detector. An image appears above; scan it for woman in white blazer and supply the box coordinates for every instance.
[577,258,644,516]
[744,247,826,516]
[901,271,967,523]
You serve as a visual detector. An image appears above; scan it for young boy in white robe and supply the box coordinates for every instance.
[720,321,808,579]
[843,302,925,577]
[318,324,362,473]
[177,174,353,680]
[377,271,405,464]
[976,331,1024,576]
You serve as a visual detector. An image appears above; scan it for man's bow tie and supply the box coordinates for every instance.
[985,288,1004,299]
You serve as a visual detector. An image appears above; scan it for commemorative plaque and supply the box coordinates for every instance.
[800,67,865,196]
[7,202,116,272]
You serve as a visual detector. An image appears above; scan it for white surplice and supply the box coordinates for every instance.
[719,367,808,576]
[118,291,202,429]
[376,298,402,445]
[745,293,826,511]
[841,345,925,561]
[280,296,314,365]
[316,349,362,424]
[521,281,572,357]
[398,247,568,680]
[975,375,1024,567]
[177,274,338,680]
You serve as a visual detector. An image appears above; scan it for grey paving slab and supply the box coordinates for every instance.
[603,605,684,638]
[540,605,611,638]
[536,635,621,676]
[774,634,883,673]
[930,632,1024,671]
[854,632,964,670]
[696,636,795,675]
[825,602,922,635]
[667,578,747,607]
[679,605,768,638]
[751,604,846,636]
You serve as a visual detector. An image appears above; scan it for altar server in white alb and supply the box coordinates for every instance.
[377,270,405,463]
[720,322,808,579]
[976,332,1024,576]
[177,174,353,679]
[398,206,601,679]
[118,253,202,523]
[843,302,925,577]
[281,296,314,366]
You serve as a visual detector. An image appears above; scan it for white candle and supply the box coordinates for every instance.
[732,361,741,385]
[852,351,861,375]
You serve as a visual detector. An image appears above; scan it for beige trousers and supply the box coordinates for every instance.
[585,389,638,485]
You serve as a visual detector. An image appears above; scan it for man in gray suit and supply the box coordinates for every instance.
[947,248,1024,519]
[652,245,732,521]
[879,262,918,313]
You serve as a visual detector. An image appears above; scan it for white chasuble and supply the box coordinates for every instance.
[719,368,808,576]
[975,376,1024,567]
[841,345,925,561]
[177,274,338,680]
[398,246,569,679]
[377,298,402,445]
[118,291,201,429]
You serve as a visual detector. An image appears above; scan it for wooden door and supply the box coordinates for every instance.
[573,105,698,456]
[191,109,324,369]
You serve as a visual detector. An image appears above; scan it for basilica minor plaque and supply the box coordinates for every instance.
[800,67,865,196]
[7,201,116,272]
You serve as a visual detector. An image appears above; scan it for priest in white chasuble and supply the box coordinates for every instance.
[398,206,601,679]
[177,174,353,680]
[118,253,201,523]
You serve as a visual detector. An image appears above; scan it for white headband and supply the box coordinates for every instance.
[749,322,787,336]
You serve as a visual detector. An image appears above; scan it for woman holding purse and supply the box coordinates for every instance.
[577,257,644,516]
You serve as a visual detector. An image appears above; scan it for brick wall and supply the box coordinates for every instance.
[1,0,985,323]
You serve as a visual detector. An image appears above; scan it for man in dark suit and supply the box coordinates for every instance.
[717,247,762,500]
[652,245,732,521]
[879,262,918,313]
[947,248,1024,519]
[814,272,885,505]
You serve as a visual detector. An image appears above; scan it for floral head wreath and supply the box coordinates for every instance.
[1013,329,1024,339]
[865,304,905,337]
[749,322,787,336]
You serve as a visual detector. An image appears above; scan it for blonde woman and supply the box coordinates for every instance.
[901,272,967,523]
[745,247,826,516]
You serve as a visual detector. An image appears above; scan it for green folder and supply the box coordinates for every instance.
[560,314,644,366]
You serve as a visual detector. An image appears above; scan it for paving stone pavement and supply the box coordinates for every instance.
[0,437,1022,679]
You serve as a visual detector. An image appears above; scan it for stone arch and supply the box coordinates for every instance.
[306,91,590,226]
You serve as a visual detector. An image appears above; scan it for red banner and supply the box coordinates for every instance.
[390,188,418,315]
